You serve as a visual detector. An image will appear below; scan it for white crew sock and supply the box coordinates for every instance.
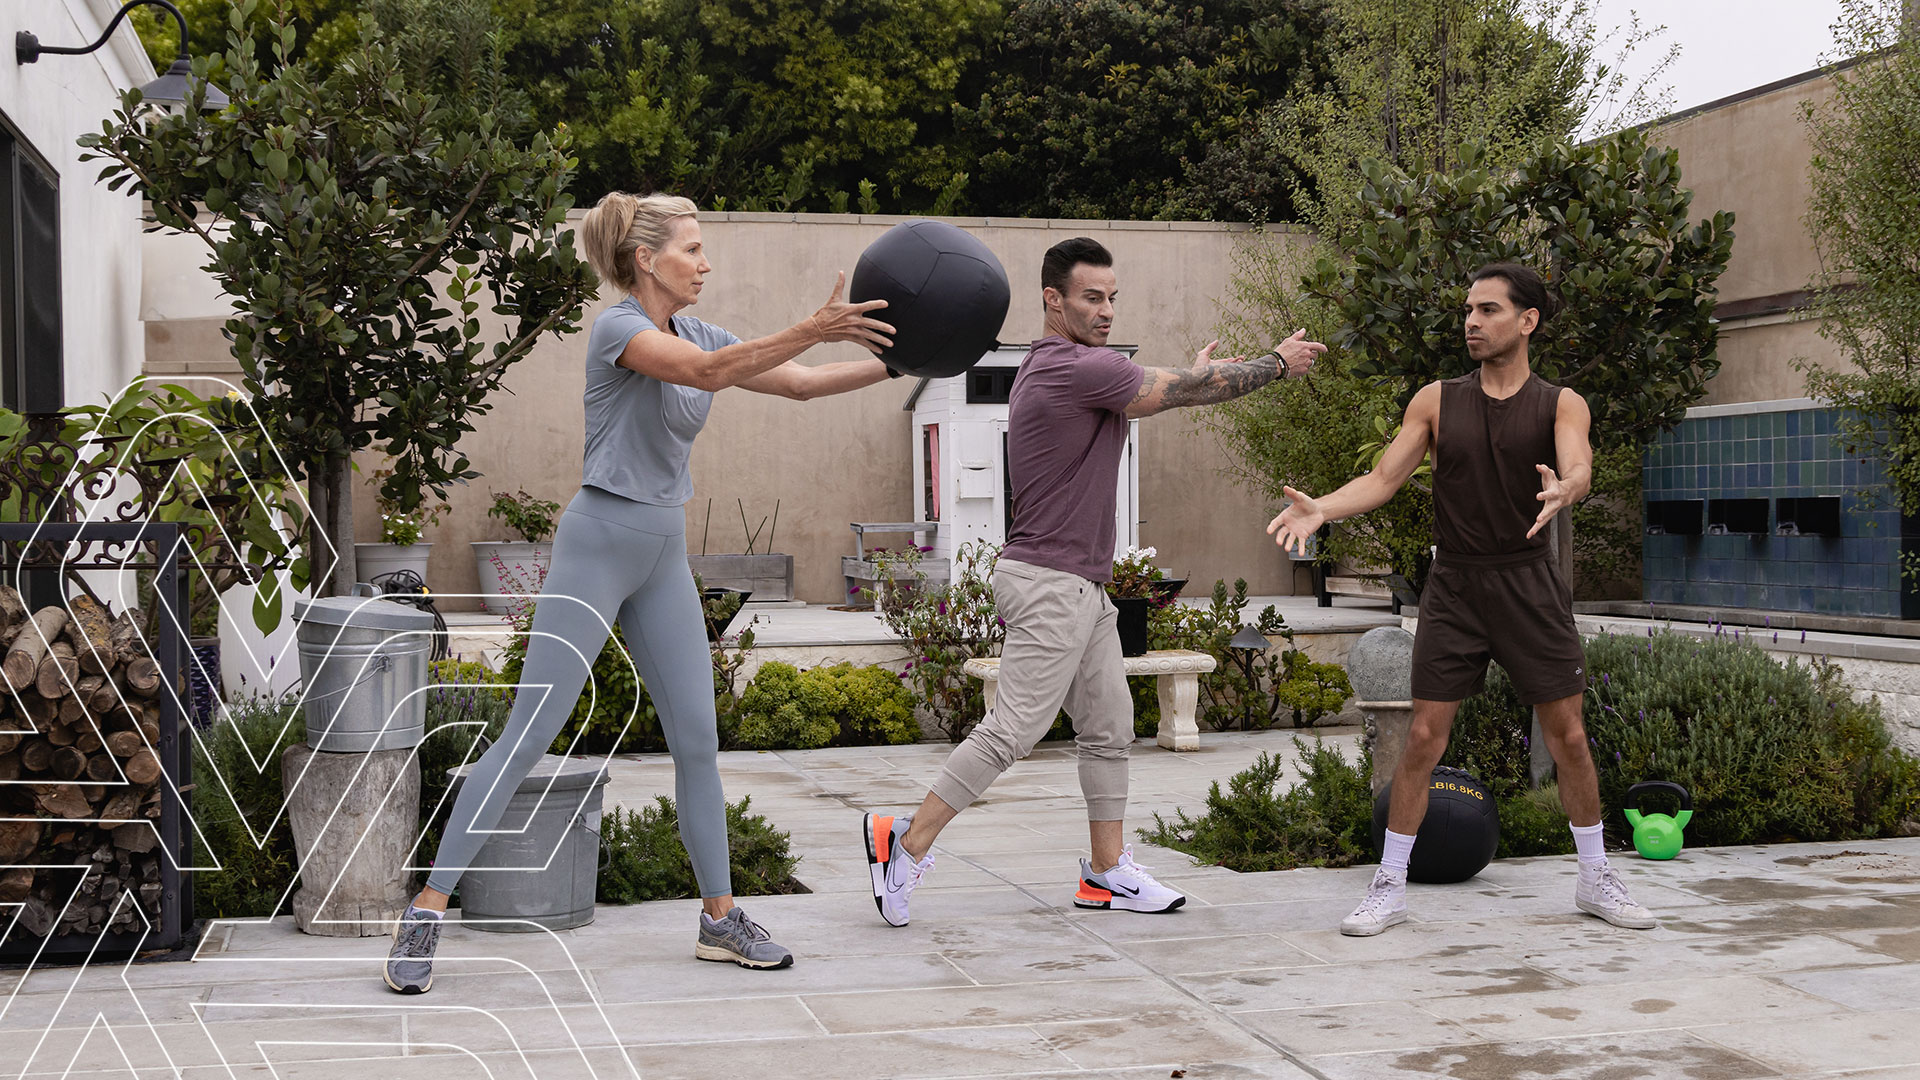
[1381,829,1416,879]
[1571,822,1608,871]
[406,904,443,920]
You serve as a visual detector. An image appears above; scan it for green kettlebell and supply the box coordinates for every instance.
[1623,781,1692,860]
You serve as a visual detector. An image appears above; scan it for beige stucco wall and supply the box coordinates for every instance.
[1696,318,1835,406]
[1649,70,1844,406]
[144,213,1314,606]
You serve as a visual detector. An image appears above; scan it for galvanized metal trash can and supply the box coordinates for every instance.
[293,587,433,752]
[443,755,610,932]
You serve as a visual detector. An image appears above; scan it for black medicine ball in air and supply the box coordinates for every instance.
[849,219,1010,379]
[1371,765,1501,884]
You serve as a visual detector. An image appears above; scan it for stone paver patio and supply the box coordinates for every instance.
[6,727,1920,1079]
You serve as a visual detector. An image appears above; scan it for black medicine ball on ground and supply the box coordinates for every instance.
[1370,765,1500,884]
[849,220,1009,379]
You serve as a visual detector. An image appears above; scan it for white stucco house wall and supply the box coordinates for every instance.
[0,0,154,411]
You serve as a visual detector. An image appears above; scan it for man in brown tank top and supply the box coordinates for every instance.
[1268,263,1655,936]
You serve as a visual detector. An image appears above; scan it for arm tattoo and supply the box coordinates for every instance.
[1156,353,1282,410]
[1128,373,1155,410]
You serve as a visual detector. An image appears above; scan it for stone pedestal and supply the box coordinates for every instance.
[1347,626,1416,792]
[281,742,419,937]
[1361,701,1414,794]
[1529,711,1556,788]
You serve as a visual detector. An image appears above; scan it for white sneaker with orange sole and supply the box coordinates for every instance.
[1073,845,1185,913]
[863,812,933,927]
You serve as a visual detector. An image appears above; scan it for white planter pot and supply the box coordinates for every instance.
[354,542,432,587]
[472,541,553,615]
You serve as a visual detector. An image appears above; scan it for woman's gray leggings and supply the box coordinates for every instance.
[424,486,731,898]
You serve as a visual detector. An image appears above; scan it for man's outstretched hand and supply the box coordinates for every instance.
[1266,485,1325,553]
[1527,463,1572,539]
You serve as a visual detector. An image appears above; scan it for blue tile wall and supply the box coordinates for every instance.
[1642,406,1913,618]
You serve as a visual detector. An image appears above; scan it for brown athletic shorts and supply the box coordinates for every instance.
[1410,550,1587,706]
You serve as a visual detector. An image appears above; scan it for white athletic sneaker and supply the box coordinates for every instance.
[1575,863,1657,929]
[863,812,933,927]
[1340,868,1409,936]
[1074,845,1186,913]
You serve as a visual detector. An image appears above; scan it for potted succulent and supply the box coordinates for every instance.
[355,465,446,587]
[1106,546,1187,657]
[693,572,754,643]
[473,489,562,615]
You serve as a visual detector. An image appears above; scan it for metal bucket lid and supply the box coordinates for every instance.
[293,594,436,632]
[447,754,610,793]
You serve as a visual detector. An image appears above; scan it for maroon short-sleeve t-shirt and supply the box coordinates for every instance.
[1000,335,1146,582]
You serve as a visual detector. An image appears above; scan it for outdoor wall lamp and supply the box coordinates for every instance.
[16,0,229,110]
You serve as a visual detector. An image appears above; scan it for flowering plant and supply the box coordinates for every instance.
[873,542,1004,741]
[371,464,446,544]
[487,489,563,543]
[1108,546,1180,603]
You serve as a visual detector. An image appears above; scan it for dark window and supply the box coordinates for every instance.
[0,114,62,414]
[965,366,1019,405]
[1775,496,1842,537]
[1707,498,1769,536]
[922,425,938,522]
[1645,499,1704,536]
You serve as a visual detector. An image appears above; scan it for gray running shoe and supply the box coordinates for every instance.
[383,909,443,994]
[695,906,794,969]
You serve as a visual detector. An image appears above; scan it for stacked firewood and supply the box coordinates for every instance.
[1,586,167,939]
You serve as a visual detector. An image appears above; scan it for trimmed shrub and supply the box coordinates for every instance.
[1497,784,1577,858]
[1451,630,1920,848]
[832,664,921,746]
[1143,739,1374,872]
[1274,649,1354,727]
[597,795,804,903]
[415,661,514,885]
[1582,630,1920,846]
[499,623,663,754]
[735,662,839,750]
[735,662,920,749]
[188,695,301,917]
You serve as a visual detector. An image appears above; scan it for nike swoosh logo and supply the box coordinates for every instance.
[1106,881,1138,897]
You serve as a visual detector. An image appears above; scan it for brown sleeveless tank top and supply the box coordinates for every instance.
[1432,368,1562,563]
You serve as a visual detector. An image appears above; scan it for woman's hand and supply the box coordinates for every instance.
[808,272,895,353]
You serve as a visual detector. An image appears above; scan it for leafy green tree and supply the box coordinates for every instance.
[84,0,595,597]
[1208,0,1673,589]
[1271,0,1675,239]
[1798,0,1920,582]
[1207,238,1437,589]
[1302,131,1734,591]
[133,0,361,74]
[493,0,1002,211]
[956,0,1326,222]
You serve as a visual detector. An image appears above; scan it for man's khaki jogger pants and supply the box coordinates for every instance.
[930,558,1134,821]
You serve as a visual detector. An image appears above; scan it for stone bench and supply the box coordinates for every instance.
[1321,575,1391,600]
[962,649,1219,752]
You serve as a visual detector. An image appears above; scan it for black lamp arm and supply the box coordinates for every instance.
[17,0,190,65]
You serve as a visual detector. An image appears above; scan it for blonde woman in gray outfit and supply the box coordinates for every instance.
[385,192,895,992]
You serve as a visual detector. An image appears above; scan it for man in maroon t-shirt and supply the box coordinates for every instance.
[863,237,1325,926]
